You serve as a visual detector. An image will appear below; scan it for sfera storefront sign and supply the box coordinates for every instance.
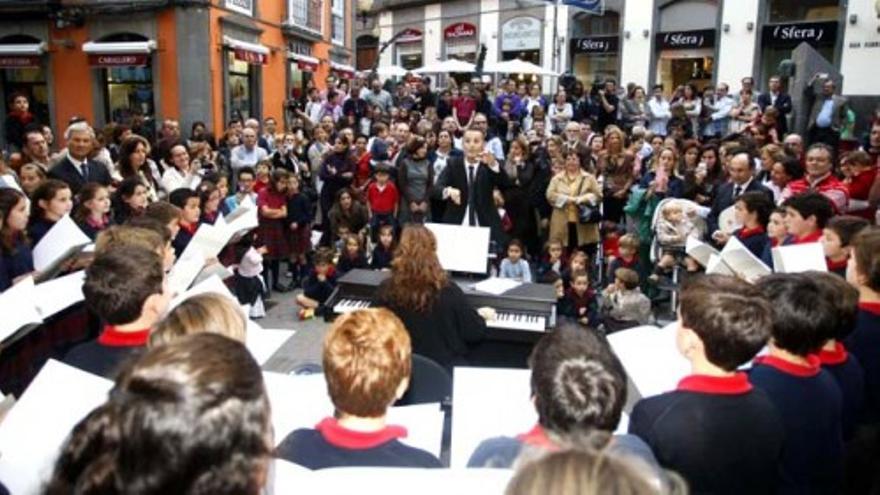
[444,23,476,40]
[762,21,837,48]
[571,36,619,54]
[656,29,715,50]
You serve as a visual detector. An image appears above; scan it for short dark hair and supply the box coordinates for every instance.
[679,275,771,370]
[810,271,860,341]
[736,191,773,227]
[757,274,837,356]
[529,325,626,433]
[168,188,199,209]
[778,156,804,181]
[144,201,181,226]
[826,215,869,247]
[237,166,255,180]
[83,247,164,325]
[783,192,834,229]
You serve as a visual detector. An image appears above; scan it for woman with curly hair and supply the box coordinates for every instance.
[375,225,490,369]
[43,333,273,495]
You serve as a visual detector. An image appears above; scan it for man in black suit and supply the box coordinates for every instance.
[757,76,792,137]
[433,128,511,248]
[707,149,773,240]
[49,122,112,195]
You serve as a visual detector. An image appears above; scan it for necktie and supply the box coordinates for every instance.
[733,185,742,198]
[80,162,89,179]
[467,165,476,226]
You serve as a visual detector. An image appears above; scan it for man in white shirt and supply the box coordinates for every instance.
[647,84,671,136]
[230,127,268,172]
[708,83,734,138]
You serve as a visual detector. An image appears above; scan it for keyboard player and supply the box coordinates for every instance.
[374,225,497,370]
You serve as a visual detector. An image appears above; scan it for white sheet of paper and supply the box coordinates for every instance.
[705,253,735,276]
[273,464,514,495]
[718,205,740,234]
[426,223,491,274]
[471,277,522,296]
[246,327,296,365]
[686,236,720,268]
[607,323,690,400]
[451,367,534,468]
[33,270,86,319]
[215,211,226,226]
[224,202,259,235]
[0,276,43,342]
[772,242,827,273]
[167,275,239,313]
[179,223,234,262]
[167,252,206,296]
[32,215,91,272]
[0,360,112,495]
[721,236,771,282]
[263,372,444,458]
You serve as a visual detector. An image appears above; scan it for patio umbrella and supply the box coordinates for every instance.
[413,59,476,74]
[484,59,559,76]
[376,65,409,77]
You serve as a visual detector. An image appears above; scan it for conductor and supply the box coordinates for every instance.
[432,128,511,248]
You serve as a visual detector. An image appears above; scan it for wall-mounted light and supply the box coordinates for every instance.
[723,23,730,33]
[624,30,631,39]
[746,21,755,31]
[642,29,650,38]
[849,14,858,25]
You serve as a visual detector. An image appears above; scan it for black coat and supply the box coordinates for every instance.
[707,180,773,236]
[432,156,511,246]
[48,156,112,195]
[757,92,792,135]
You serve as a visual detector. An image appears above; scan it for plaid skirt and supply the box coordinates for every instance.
[257,219,290,260]
[289,224,312,257]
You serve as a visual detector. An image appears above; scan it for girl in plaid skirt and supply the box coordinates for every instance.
[257,169,291,294]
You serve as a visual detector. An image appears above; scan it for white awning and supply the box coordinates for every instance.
[330,61,355,73]
[0,42,47,56]
[82,40,156,54]
[288,53,320,65]
[222,36,269,55]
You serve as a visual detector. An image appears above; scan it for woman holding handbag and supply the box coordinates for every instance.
[546,150,602,259]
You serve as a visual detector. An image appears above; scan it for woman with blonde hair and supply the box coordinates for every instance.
[546,149,603,257]
[376,224,490,369]
[150,293,247,347]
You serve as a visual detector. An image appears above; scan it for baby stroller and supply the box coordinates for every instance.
[649,197,708,313]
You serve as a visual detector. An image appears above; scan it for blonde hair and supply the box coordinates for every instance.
[150,293,246,347]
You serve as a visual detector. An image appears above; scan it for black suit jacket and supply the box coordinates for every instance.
[757,92,792,135]
[707,180,774,236]
[49,156,112,195]
[432,156,511,246]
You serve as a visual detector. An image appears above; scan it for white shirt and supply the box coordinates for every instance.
[161,167,201,194]
[230,145,268,171]
[647,98,671,136]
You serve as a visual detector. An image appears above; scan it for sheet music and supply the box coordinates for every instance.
[32,215,91,272]
[262,372,444,458]
[0,360,112,495]
[705,253,735,276]
[179,223,234,262]
[771,243,827,273]
[425,223,490,274]
[471,277,522,295]
[718,205,740,234]
[33,270,86,319]
[0,277,43,342]
[246,327,296,365]
[167,275,239,313]
[224,202,259,235]
[720,236,771,282]
[192,262,234,287]
[167,252,206,296]
[451,367,535,468]
[686,237,720,268]
[607,323,690,400]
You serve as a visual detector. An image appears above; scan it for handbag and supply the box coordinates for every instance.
[575,176,602,224]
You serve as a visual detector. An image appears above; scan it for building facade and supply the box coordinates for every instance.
[0,0,355,147]
[357,0,880,126]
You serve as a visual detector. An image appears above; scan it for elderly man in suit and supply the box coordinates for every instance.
[48,121,112,195]
[757,76,793,136]
[433,128,511,249]
[805,74,848,150]
[707,148,774,240]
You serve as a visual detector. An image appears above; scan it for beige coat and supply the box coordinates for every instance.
[546,170,602,246]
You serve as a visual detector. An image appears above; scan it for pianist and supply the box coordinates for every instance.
[375,225,492,369]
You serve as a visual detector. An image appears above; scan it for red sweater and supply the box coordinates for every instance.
[367,181,399,215]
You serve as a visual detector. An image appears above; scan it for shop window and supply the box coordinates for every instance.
[767,0,841,23]
[227,51,256,121]
[105,65,153,124]
[332,0,345,45]
[0,35,50,129]
[356,35,378,71]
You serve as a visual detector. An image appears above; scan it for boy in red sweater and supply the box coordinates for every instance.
[366,162,399,238]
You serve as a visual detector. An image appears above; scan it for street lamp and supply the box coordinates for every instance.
[357,0,375,29]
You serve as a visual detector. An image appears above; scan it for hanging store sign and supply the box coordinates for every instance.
[396,28,423,44]
[225,0,253,16]
[501,17,542,51]
[0,55,41,68]
[762,21,837,48]
[233,48,268,65]
[656,29,715,50]
[87,53,149,67]
[571,36,619,54]
[444,23,477,41]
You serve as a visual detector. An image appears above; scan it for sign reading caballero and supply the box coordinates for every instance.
[87,54,149,67]
[655,29,715,50]
[571,36,619,54]
[762,21,837,48]
[444,23,477,40]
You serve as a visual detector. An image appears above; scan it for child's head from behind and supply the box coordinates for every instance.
[571,269,589,295]
[83,246,169,326]
[529,326,625,435]
[810,271,859,342]
[848,227,880,292]
[678,275,771,370]
[614,268,640,291]
[823,215,869,260]
[757,273,837,356]
[144,201,182,238]
[150,293,247,347]
[507,239,524,262]
[323,308,412,418]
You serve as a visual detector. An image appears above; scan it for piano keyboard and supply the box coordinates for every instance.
[333,298,373,313]
[486,312,546,333]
